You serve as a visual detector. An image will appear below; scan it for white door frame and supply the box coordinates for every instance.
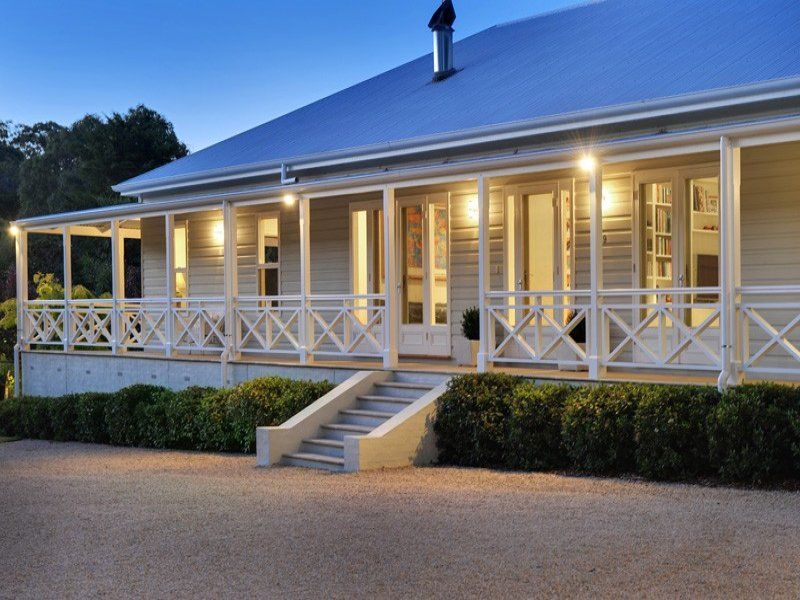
[396,193,451,357]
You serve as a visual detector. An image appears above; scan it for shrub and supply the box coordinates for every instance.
[461,306,480,341]
[49,394,81,441]
[18,396,53,439]
[73,392,112,444]
[434,373,521,467]
[562,384,639,474]
[708,383,800,484]
[506,383,572,470]
[206,377,334,452]
[142,386,213,450]
[634,385,720,480]
[0,396,20,436]
[104,384,172,446]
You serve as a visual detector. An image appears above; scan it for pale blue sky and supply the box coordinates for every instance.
[1,0,576,152]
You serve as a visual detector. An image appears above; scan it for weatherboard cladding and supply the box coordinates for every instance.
[119,0,800,190]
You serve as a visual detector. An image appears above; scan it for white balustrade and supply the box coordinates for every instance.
[485,290,591,367]
[306,294,385,358]
[600,287,721,371]
[738,285,800,376]
[234,296,303,354]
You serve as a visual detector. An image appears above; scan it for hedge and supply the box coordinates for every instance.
[434,375,800,485]
[0,376,333,454]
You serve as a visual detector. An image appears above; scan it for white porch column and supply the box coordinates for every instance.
[382,186,399,369]
[298,195,312,364]
[588,163,606,380]
[110,220,124,354]
[62,225,72,352]
[719,136,743,387]
[223,200,239,366]
[477,175,492,372]
[164,214,175,357]
[14,227,29,393]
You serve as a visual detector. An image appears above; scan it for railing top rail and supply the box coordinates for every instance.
[235,295,303,301]
[308,293,386,301]
[738,284,800,294]
[485,289,591,298]
[600,286,721,296]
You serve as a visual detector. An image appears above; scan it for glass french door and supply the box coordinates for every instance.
[636,167,721,362]
[398,194,450,356]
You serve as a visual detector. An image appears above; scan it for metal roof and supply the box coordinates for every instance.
[117,0,800,193]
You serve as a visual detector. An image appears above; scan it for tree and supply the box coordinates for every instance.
[0,122,24,219]
[11,105,188,295]
[18,105,187,218]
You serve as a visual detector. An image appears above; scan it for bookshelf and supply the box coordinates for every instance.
[643,182,673,290]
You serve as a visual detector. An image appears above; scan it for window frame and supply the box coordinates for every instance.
[256,211,281,298]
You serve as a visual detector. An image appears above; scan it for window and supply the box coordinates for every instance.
[174,220,188,298]
[350,202,384,324]
[257,214,280,297]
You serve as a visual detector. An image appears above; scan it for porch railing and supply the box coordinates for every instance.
[307,294,385,359]
[599,287,722,371]
[738,285,800,376]
[22,294,385,361]
[234,295,303,355]
[485,290,591,368]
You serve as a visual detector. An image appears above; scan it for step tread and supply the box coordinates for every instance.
[357,395,415,404]
[376,382,435,390]
[321,423,373,433]
[303,438,345,448]
[340,408,395,419]
[284,452,344,466]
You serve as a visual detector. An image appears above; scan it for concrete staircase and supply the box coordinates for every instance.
[281,372,444,471]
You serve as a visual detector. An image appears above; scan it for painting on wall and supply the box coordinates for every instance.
[434,207,447,271]
[405,206,423,271]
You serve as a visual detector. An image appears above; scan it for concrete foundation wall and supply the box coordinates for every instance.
[21,351,361,397]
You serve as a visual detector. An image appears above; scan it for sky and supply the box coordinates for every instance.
[1,0,576,153]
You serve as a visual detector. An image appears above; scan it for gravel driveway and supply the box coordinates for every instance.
[0,440,798,599]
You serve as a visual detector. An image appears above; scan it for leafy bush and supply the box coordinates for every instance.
[0,376,333,454]
[506,383,572,470]
[634,385,720,480]
[708,383,800,484]
[104,384,168,446]
[434,373,521,467]
[561,384,640,474]
[460,306,480,341]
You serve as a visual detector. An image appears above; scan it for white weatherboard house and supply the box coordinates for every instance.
[12,0,800,469]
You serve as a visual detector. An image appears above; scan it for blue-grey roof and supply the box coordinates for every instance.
[119,0,800,191]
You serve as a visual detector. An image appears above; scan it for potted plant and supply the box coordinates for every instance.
[460,306,480,366]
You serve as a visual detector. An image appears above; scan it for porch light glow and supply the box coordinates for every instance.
[213,221,224,243]
[8,225,19,237]
[282,193,296,206]
[579,155,596,171]
[467,197,479,221]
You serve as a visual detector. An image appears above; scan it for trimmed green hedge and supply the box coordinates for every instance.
[434,375,800,485]
[0,377,333,454]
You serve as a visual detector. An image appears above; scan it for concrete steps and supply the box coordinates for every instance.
[280,373,439,471]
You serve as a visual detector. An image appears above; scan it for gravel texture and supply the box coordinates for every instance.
[1,440,798,599]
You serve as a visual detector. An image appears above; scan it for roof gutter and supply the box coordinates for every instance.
[19,111,800,231]
[113,76,800,196]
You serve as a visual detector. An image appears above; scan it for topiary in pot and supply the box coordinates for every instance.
[461,306,480,366]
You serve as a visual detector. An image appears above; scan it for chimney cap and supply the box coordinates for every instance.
[428,0,456,31]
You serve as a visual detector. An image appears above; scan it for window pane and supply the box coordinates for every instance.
[402,205,423,324]
[260,268,278,296]
[432,205,448,325]
[263,243,278,264]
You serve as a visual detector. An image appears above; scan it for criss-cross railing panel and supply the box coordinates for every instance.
[67,300,113,348]
[600,287,721,371]
[739,285,800,376]
[23,300,66,346]
[118,300,168,351]
[307,294,385,358]
[170,298,226,352]
[485,290,591,368]
[234,296,302,354]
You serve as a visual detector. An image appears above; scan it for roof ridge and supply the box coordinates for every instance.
[493,0,608,29]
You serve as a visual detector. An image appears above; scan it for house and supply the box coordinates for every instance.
[13,0,800,401]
